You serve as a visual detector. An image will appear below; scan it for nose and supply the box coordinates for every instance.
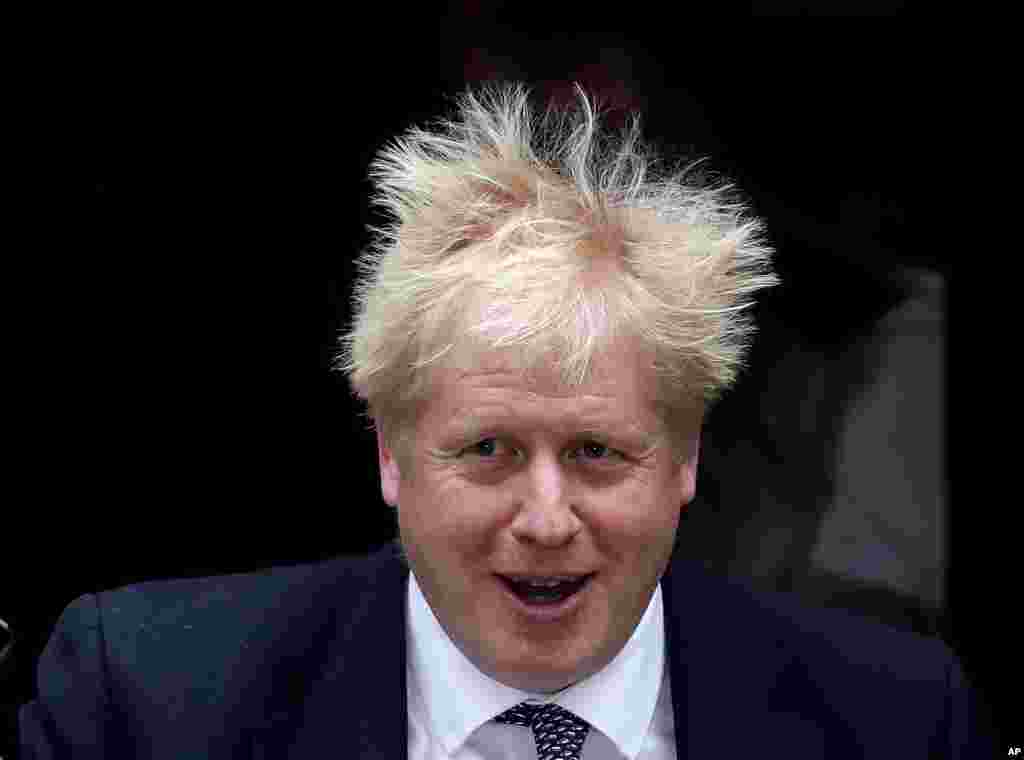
[508,454,583,547]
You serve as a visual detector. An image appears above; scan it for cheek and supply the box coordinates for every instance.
[601,478,681,535]
[401,474,499,559]
[589,485,682,577]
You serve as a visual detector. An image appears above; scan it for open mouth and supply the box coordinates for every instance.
[497,574,595,605]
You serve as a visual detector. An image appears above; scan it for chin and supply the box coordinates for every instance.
[502,671,577,694]
[491,649,599,694]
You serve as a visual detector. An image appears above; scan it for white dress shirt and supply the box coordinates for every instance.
[406,571,677,759]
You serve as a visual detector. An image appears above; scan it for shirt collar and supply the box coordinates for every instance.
[406,570,667,759]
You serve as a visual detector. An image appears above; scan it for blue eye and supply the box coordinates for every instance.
[468,438,501,457]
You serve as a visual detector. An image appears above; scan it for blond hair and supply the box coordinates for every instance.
[333,82,778,470]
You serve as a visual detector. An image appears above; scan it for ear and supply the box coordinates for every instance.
[677,430,701,508]
[377,432,402,508]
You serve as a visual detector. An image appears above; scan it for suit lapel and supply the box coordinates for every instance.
[661,553,820,758]
[284,545,410,759]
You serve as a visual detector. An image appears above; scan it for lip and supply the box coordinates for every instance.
[500,573,591,583]
[495,573,595,623]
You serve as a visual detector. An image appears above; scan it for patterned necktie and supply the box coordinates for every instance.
[493,701,591,760]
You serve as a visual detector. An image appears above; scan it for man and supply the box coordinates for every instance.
[21,83,994,758]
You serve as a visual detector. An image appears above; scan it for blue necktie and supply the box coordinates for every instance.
[493,701,591,759]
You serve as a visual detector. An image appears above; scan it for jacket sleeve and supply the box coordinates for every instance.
[18,594,112,760]
[934,649,999,759]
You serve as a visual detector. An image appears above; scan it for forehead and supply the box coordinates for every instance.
[423,346,662,436]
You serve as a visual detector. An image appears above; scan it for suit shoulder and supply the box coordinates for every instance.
[54,545,403,707]
[663,562,993,754]
[668,561,953,678]
[25,546,407,755]
[764,584,951,673]
[737,572,953,682]
[63,544,405,693]
[94,542,405,629]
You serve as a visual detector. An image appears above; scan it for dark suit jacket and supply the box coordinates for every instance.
[20,543,995,758]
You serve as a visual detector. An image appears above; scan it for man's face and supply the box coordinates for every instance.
[377,345,701,694]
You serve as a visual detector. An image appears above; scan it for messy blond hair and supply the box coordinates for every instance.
[333,82,778,472]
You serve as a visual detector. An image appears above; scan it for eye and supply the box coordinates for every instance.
[462,438,623,463]
[573,441,618,461]
[465,438,504,458]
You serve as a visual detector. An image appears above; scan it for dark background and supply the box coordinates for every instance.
[4,8,1018,755]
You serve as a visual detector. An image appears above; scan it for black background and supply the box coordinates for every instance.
[4,7,1019,755]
